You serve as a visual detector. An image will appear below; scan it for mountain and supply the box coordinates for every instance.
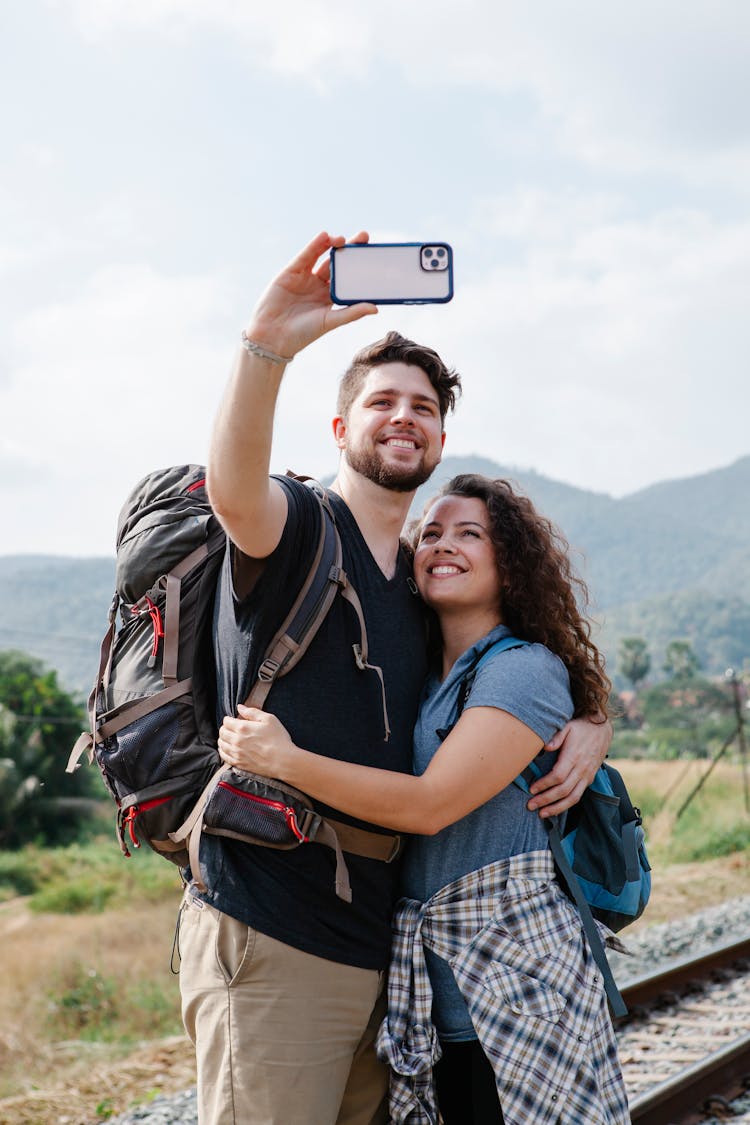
[412,454,750,611]
[0,555,115,697]
[1,455,748,693]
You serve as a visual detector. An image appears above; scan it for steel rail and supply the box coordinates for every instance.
[618,934,750,1016]
[613,933,750,1122]
[628,1031,750,1125]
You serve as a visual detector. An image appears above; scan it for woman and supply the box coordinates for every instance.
[217,474,629,1125]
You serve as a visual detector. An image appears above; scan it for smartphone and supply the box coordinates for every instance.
[330,242,454,305]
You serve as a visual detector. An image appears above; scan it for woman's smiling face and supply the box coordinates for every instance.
[414,494,503,618]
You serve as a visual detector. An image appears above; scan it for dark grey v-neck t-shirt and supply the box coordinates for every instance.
[199,477,427,970]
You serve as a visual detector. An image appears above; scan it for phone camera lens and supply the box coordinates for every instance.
[430,259,439,268]
[436,248,446,258]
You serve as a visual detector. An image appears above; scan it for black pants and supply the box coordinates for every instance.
[434,1039,504,1124]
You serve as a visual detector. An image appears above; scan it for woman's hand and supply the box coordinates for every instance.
[218,704,296,779]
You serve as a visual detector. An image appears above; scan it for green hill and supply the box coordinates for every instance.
[0,555,115,697]
[2,454,748,692]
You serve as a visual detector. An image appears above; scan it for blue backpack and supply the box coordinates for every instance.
[464,637,652,1017]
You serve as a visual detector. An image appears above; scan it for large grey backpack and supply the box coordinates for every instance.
[68,465,397,900]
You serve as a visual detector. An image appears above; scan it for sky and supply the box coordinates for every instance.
[2,0,749,556]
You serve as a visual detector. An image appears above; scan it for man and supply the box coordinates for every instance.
[178,231,610,1125]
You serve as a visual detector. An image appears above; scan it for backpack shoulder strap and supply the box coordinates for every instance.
[516,761,628,1017]
[244,477,390,741]
[244,479,344,711]
[454,636,529,722]
[539,808,628,1019]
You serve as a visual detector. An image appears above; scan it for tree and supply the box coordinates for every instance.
[663,639,700,680]
[0,650,100,848]
[618,636,651,691]
[640,673,731,758]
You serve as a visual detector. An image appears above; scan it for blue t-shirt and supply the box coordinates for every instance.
[400,623,574,1039]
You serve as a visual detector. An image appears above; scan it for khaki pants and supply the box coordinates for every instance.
[178,893,389,1125]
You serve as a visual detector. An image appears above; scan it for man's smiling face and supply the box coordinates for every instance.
[333,363,445,492]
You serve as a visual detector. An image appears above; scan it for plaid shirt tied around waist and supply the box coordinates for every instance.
[376,850,629,1125]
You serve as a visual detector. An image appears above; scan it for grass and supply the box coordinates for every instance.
[0,839,183,910]
[607,758,750,929]
[615,758,750,864]
[0,837,186,1111]
[44,961,182,1044]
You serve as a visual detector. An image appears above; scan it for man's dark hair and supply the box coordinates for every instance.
[336,331,462,423]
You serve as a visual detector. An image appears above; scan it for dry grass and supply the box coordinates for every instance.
[611,758,750,932]
[613,756,730,799]
[0,1037,195,1125]
[0,892,190,1125]
[1,759,749,1124]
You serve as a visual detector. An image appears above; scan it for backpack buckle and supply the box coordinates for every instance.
[300,809,322,840]
[329,565,346,587]
[258,657,281,683]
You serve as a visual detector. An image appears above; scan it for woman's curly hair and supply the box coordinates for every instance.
[423,474,610,719]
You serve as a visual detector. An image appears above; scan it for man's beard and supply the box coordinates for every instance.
[345,443,440,493]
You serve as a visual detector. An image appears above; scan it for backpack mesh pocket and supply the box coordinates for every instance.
[202,773,313,849]
[100,703,180,799]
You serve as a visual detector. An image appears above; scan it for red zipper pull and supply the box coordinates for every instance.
[116,808,132,858]
[284,807,308,843]
[144,596,164,668]
[123,807,142,849]
[130,595,165,668]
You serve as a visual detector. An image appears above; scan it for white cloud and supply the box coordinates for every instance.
[261,190,750,500]
[54,0,750,179]
[333,191,749,498]
[4,187,749,556]
[2,264,237,553]
[9,0,750,558]
[54,0,371,76]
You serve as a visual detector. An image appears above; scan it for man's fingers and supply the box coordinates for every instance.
[221,716,244,733]
[236,704,261,719]
[285,231,338,276]
[535,779,588,818]
[314,230,370,285]
[536,797,573,819]
[528,767,578,796]
[544,727,566,751]
[529,777,587,816]
[325,304,378,331]
[314,257,332,285]
[527,774,579,811]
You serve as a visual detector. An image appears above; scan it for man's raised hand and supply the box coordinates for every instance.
[245,231,378,362]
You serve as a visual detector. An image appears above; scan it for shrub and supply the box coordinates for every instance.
[1,839,182,912]
[631,787,662,820]
[0,850,40,898]
[31,877,117,914]
[46,963,119,1040]
[674,821,750,863]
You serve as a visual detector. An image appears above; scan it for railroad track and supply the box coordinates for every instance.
[615,935,750,1124]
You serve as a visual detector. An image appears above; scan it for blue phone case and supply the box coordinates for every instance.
[330,242,454,305]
